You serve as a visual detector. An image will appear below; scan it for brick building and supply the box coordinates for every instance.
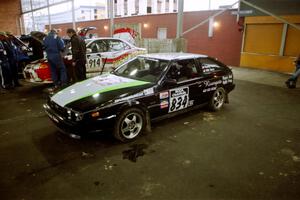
[0,0,22,35]
[50,10,244,66]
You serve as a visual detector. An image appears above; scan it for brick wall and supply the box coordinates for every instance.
[50,10,243,66]
[0,0,22,35]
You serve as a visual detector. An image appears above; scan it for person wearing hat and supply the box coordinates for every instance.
[43,29,67,91]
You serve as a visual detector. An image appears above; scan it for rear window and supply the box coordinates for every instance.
[197,57,224,73]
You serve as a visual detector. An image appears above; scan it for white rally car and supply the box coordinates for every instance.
[23,37,146,83]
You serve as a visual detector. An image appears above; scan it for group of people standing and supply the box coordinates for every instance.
[44,29,87,92]
[0,29,87,93]
[0,32,24,90]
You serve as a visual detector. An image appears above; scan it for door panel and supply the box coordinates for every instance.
[149,59,203,118]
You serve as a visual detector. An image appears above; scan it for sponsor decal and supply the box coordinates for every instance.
[188,100,194,107]
[169,87,189,113]
[143,87,154,95]
[92,74,132,86]
[114,92,145,103]
[160,100,169,109]
[222,75,233,84]
[200,80,210,87]
[114,87,154,103]
[159,91,169,99]
[203,87,217,93]
[208,80,222,86]
[202,64,218,73]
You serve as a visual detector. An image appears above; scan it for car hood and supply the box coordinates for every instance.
[51,74,153,111]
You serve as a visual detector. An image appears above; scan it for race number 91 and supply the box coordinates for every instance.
[169,87,189,113]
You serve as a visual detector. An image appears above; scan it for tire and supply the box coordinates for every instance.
[113,108,145,142]
[208,87,226,111]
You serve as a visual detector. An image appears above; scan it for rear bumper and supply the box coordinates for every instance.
[44,104,116,139]
[23,64,52,84]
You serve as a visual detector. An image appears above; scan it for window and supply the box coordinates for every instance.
[124,0,128,15]
[173,0,177,12]
[135,0,139,14]
[49,0,68,5]
[167,59,199,82]
[147,7,152,13]
[89,40,109,53]
[165,0,169,12]
[31,0,47,10]
[108,40,130,52]
[114,57,169,82]
[21,0,32,12]
[157,28,167,39]
[157,0,162,13]
[197,58,224,74]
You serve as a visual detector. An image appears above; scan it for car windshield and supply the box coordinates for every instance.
[113,57,169,83]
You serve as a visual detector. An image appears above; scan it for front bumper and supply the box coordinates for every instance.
[44,103,116,139]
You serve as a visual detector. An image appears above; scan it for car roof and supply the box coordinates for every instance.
[139,53,208,61]
[85,37,134,47]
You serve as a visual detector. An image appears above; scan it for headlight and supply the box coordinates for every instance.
[67,109,72,120]
[75,112,83,121]
[66,109,83,121]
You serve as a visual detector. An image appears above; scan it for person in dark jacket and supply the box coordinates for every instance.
[0,39,12,89]
[43,29,67,89]
[28,37,44,61]
[9,41,20,87]
[66,28,86,82]
[285,54,300,89]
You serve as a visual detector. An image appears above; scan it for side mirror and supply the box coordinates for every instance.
[86,48,92,54]
[163,78,177,86]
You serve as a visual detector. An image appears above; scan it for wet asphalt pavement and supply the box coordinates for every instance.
[0,67,300,200]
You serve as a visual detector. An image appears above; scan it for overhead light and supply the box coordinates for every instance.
[104,25,108,30]
[143,23,149,28]
[213,21,220,28]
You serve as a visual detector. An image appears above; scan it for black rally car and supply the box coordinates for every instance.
[44,53,235,141]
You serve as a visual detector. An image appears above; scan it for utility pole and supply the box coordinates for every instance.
[109,0,114,37]
[176,0,184,38]
[46,0,51,31]
[71,0,76,30]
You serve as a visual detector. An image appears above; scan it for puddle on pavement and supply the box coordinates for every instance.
[122,144,148,162]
